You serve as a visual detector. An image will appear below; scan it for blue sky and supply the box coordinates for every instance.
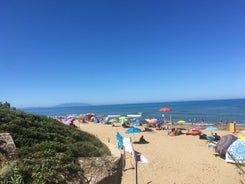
[1,0,245,108]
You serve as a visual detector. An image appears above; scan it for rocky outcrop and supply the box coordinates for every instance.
[0,133,16,159]
[79,156,123,184]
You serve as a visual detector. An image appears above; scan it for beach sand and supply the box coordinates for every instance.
[75,121,245,184]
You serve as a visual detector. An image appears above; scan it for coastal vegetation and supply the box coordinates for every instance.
[0,102,111,183]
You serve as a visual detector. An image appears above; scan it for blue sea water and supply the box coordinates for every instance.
[22,99,245,125]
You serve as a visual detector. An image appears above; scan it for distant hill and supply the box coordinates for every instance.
[54,102,91,107]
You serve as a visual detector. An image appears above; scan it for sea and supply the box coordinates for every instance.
[22,98,245,125]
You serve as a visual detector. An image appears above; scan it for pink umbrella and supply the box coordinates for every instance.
[159,107,172,126]
[159,107,171,112]
[64,117,74,124]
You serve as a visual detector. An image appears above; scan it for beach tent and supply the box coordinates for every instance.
[127,114,142,118]
[226,140,245,163]
[103,115,120,124]
[216,134,238,157]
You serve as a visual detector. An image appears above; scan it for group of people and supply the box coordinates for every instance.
[199,132,221,142]
[168,128,183,136]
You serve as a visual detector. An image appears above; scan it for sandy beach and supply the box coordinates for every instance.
[76,121,245,184]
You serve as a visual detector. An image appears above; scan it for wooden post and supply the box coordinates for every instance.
[135,154,138,184]
[122,146,126,171]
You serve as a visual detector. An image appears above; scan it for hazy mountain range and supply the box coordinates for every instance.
[53,102,91,107]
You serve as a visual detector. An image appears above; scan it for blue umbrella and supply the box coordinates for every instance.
[132,121,141,126]
[126,127,141,134]
[205,126,218,131]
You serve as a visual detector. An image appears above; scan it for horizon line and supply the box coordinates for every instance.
[20,97,245,109]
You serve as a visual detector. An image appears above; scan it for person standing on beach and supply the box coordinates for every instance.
[219,120,223,126]
[234,121,236,132]
[201,119,205,124]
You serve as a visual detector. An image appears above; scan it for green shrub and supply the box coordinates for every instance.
[0,102,111,183]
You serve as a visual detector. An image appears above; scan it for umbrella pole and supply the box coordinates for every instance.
[170,114,173,128]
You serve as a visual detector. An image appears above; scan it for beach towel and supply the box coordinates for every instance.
[116,132,123,149]
[123,137,134,156]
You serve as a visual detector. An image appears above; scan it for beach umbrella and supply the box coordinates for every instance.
[126,127,141,134]
[149,119,157,124]
[205,126,218,131]
[226,140,245,163]
[64,117,74,124]
[159,107,172,126]
[132,121,141,126]
[146,119,158,127]
[216,134,238,157]
[177,120,186,124]
[119,116,128,124]
[109,118,117,123]
[159,107,171,112]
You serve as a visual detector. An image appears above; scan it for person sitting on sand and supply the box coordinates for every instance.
[144,127,153,132]
[169,128,175,135]
[176,128,183,135]
[213,133,221,141]
[139,135,149,143]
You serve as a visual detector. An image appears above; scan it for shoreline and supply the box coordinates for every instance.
[23,98,245,124]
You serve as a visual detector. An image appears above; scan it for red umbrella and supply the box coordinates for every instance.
[159,107,171,112]
[159,107,172,127]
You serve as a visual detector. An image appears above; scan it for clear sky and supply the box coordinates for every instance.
[0,0,245,108]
